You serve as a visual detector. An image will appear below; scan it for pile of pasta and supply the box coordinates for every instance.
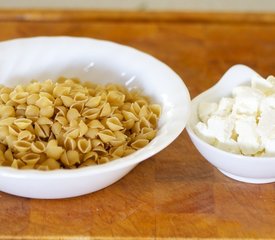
[0,78,161,170]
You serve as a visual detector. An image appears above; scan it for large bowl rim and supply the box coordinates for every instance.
[0,36,190,179]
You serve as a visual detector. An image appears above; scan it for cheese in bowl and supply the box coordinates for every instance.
[195,74,275,156]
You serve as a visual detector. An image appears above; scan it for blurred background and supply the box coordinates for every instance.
[0,0,274,12]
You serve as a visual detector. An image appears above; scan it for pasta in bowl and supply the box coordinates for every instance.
[0,36,190,198]
[0,78,161,169]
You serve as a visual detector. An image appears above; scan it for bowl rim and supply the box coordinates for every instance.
[186,64,275,162]
[0,36,190,178]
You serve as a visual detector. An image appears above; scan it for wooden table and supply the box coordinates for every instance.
[0,10,275,239]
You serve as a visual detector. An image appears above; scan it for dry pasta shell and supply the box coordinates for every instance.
[55,106,68,117]
[27,94,40,105]
[11,159,25,169]
[10,92,29,104]
[98,129,116,143]
[132,122,141,134]
[83,151,98,161]
[61,150,80,167]
[26,82,41,93]
[14,85,25,92]
[97,157,109,164]
[80,159,97,167]
[64,137,76,150]
[122,119,135,130]
[34,122,49,138]
[149,104,161,117]
[67,108,80,122]
[35,96,53,108]
[65,128,79,139]
[0,105,15,118]
[114,131,127,140]
[0,93,9,103]
[0,143,6,152]
[4,149,13,162]
[130,102,141,116]
[91,139,104,148]
[139,105,150,119]
[39,92,55,102]
[0,126,10,141]
[107,90,125,106]
[21,153,40,167]
[37,117,53,125]
[85,128,99,139]
[85,96,101,108]
[0,150,5,165]
[135,98,149,107]
[68,119,79,128]
[40,79,55,93]
[60,95,74,107]
[15,109,25,118]
[82,108,100,120]
[53,85,71,97]
[8,124,21,136]
[40,158,60,170]
[40,106,54,118]
[70,102,85,113]
[6,135,17,148]
[56,130,66,146]
[87,120,105,129]
[77,138,91,153]
[0,117,16,126]
[122,110,139,121]
[140,117,151,129]
[74,93,88,103]
[36,165,49,171]
[54,97,63,106]
[18,130,35,141]
[0,87,12,94]
[25,105,40,118]
[14,151,26,159]
[79,120,88,137]
[40,124,50,138]
[45,140,64,159]
[148,113,158,128]
[93,146,107,155]
[31,141,46,153]
[13,140,32,152]
[123,147,136,157]
[5,99,17,107]
[110,139,126,147]
[100,103,111,117]
[110,144,125,158]
[26,124,35,134]
[131,139,149,150]
[51,122,62,137]
[55,116,68,126]
[106,117,123,131]
[140,127,157,140]
[112,111,124,120]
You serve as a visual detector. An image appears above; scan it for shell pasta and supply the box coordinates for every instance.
[0,78,161,170]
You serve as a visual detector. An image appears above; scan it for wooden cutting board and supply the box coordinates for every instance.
[0,10,275,239]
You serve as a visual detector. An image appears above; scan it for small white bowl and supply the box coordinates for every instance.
[0,37,190,198]
[186,64,275,184]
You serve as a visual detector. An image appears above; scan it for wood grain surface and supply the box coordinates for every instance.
[0,10,275,239]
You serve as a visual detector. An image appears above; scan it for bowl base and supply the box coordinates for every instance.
[218,169,275,184]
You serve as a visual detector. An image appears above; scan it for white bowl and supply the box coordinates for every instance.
[186,64,275,184]
[0,36,190,198]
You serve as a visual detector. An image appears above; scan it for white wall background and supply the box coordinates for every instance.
[0,0,274,12]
